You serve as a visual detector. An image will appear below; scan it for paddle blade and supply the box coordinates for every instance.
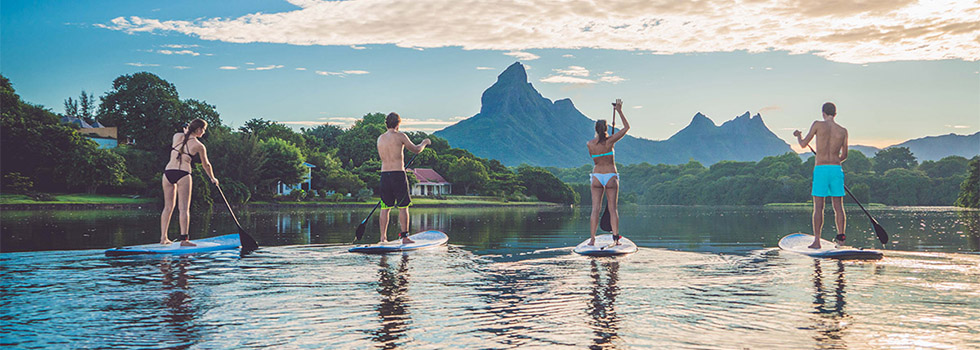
[239,229,259,253]
[600,206,612,232]
[872,220,888,244]
[355,222,366,242]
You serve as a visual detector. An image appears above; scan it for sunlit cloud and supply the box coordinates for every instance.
[248,64,284,70]
[219,66,238,70]
[162,44,199,48]
[296,67,307,70]
[540,75,596,84]
[126,62,159,67]
[173,66,191,69]
[343,70,369,75]
[315,70,368,77]
[945,124,971,129]
[562,54,575,58]
[555,66,589,77]
[350,45,366,50]
[598,76,625,83]
[503,51,540,61]
[158,49,200,56]
[317,116,460,131]
[476,66,495,70]
[96,0,980,64]
[633,106,643,109]
[759,105,783,114]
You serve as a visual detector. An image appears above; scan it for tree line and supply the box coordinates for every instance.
[549,148,979,208]
[0,73,577,205]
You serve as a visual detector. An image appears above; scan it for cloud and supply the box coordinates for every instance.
[315,70,368,77]
[632,105,643,109]
[759,105,783,114]
[248,64,284,70]
[296,67,307,70]
[162,44,199,48]
[540,75,596,84]
[158,49,200,56]
[350,45,366,50]
[555,66,589,77]
[945,124,971,129]
[562,54,575,58]
[96,0,980,64]
[173,66,191,69]
[319,116,459,131]
[598,76,625,83]
[126,62,159,67]
[503,51,540,61]
[219,66,238,70]
[476,66,495,70]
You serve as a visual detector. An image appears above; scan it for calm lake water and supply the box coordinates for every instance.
[2,205,979,349]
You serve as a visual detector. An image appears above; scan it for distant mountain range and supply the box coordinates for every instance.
[435,62,793,168]
[849,132,980,161]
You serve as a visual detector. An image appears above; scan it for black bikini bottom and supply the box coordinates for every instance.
[163,169,191,184]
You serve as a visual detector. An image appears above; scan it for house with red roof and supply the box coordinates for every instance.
[408,168,452,196]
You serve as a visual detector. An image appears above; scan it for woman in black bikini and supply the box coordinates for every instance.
[161,118,218,245]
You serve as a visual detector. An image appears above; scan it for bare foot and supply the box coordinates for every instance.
[401,237,415,244]
[160,239,173,245]
[808,242,821,249]
[588,238,595,246]
[180,240,197,247]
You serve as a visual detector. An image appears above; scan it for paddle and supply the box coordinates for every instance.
[214,182,259,253]
[354,152,421,242]
[806,145,888,244]
[599,103,616,232]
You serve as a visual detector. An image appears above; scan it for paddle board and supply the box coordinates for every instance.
[105,233,245,257]
[349,230,449,254]
[574,234,637,256]
[778,233,882,260]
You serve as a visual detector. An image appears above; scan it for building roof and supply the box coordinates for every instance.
[409,168,450,184]
[302,162,316,168]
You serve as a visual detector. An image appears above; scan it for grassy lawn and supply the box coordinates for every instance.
[0,193,156,205]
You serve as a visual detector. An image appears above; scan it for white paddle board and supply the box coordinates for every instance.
[105,233,244,257]
[778,233,882,260]
[574,234,637,256]
[349,230,449,254]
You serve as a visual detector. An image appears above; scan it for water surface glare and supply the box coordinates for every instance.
[2,206,979,349]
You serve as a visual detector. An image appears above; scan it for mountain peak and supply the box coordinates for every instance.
[497,62,527,86]
[690,112,714,126]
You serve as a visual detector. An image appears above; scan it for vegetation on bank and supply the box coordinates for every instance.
[550,149,978,207]
[0,193,552,207]
[0,73,577,208]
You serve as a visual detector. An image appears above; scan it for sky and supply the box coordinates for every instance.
[2,0,978,150]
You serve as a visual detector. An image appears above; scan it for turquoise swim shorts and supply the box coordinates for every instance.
[812,165,845,197]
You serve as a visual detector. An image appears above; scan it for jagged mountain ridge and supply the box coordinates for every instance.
[435,62,794,167]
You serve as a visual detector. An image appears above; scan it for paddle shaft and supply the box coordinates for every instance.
[215,182,259,251]
[215,184,244,230]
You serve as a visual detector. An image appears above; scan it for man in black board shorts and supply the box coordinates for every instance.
[377,112,430,244]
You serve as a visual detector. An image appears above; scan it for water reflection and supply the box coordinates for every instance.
[159,257,199,348]
[373,254,411,349]
[810,259,849,349]
[588,259,621,350]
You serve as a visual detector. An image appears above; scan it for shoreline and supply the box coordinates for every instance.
[0,201,562,210]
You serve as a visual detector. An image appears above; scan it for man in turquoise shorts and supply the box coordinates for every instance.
[794,102,849,249]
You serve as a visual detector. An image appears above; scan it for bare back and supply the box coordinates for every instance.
[587,139,617,173]
[377,131,410,171]
[808,120,848,165]
[165,133,202,172]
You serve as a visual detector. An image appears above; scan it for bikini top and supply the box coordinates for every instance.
[591,150,614,158]
[170,138,194,167]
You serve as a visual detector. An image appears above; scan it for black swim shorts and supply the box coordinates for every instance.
[379,171,412,209]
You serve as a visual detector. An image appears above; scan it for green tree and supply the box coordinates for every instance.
[874,147,917,174]
[182,99,223,129]
[919,156,969,178]
[259,138,306,194]
[206,130,269,195]
[302,124,344,153]
[97,72,185,152]
[79,91,96,124]
[955,157,980,208]
[336,113,387,167]
[517,165,576,204]
[842,150,873,174]
[448,157,489,194]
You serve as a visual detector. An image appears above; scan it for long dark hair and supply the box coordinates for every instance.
[595,120,608,144]
[178,119,208,163]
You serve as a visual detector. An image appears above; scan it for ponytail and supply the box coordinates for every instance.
[596,120,608,144]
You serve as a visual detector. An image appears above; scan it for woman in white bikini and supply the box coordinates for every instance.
[586,99,630,246]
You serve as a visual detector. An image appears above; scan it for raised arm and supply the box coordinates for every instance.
[196,143,218,185]
[795,121,818,148]
[608,101,631,144]
[401,133,431,154]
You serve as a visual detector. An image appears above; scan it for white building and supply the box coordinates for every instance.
[277,162,316,195]
[408,168,452,196]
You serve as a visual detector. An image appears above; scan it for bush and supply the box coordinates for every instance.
[2,172,34,194]
[329,193,345,202]
[28,191,56,201]
[356,188,374,202]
